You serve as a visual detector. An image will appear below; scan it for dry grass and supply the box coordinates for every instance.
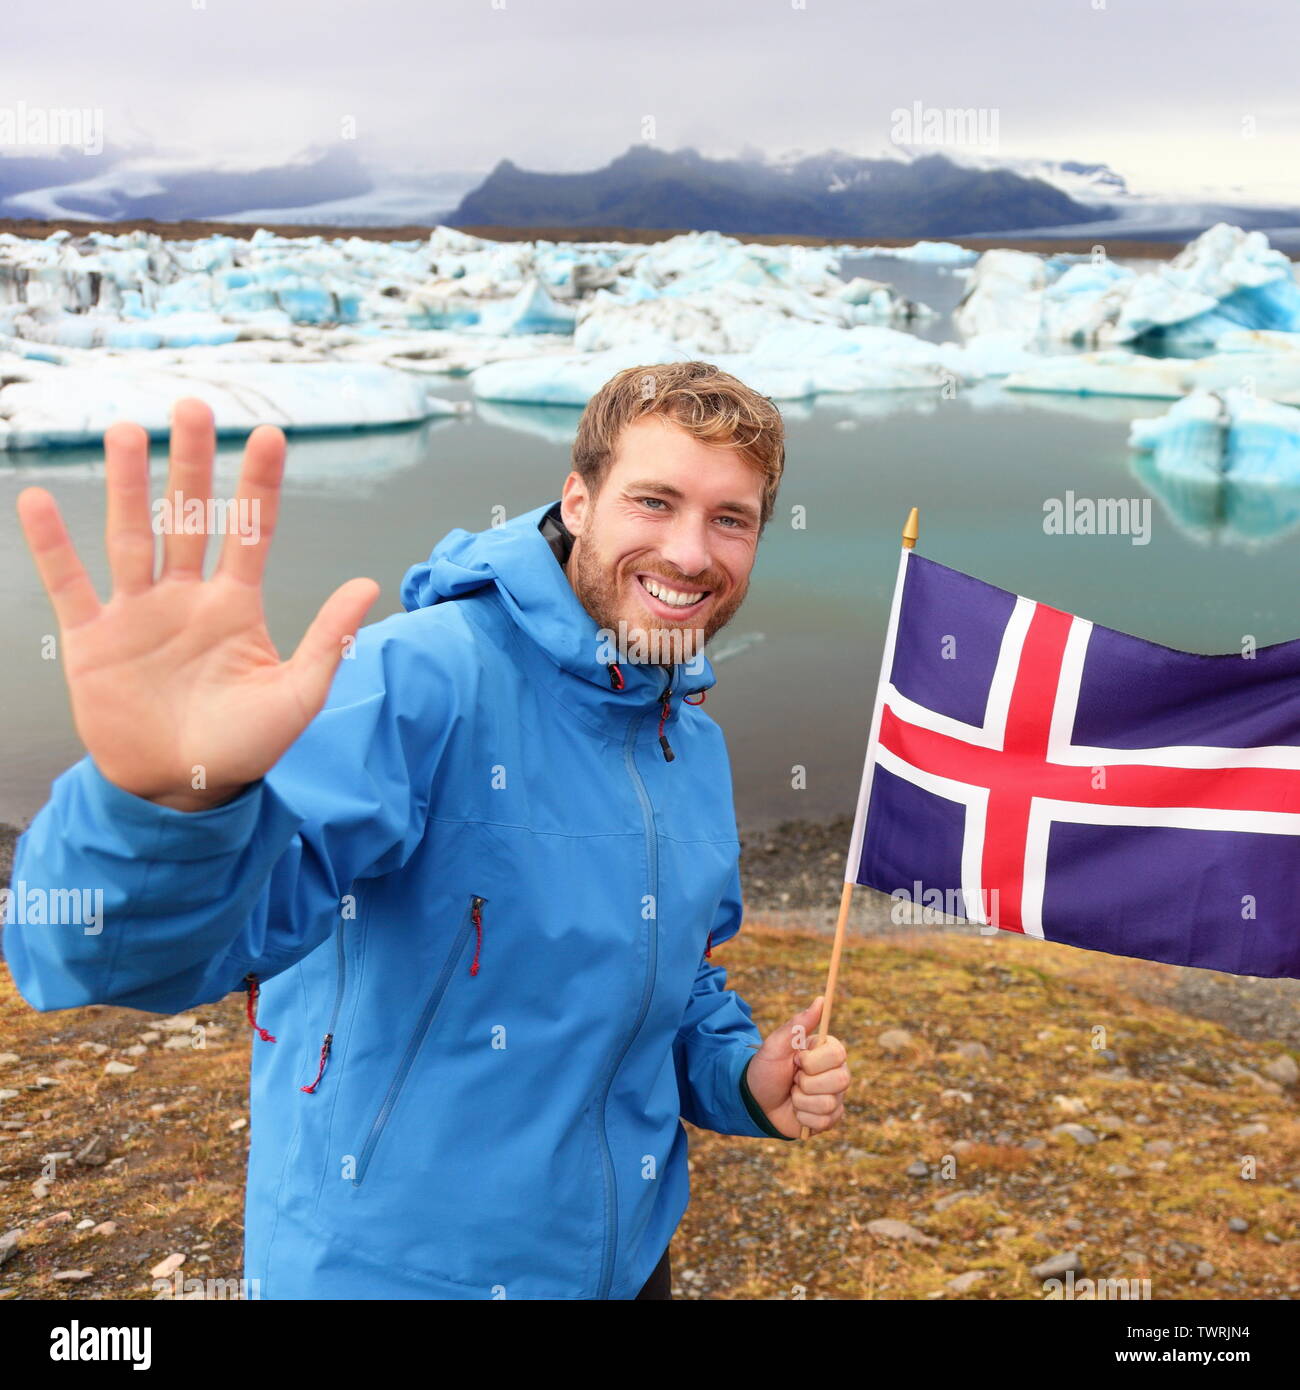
[2,922,1297,1300]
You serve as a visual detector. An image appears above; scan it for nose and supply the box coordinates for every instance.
[656,513,714,582]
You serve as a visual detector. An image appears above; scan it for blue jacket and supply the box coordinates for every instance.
[4,497,791,1300]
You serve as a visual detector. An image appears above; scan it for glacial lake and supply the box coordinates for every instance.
[2,253,1298,833]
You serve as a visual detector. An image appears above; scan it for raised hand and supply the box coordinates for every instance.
[16,398,380,812]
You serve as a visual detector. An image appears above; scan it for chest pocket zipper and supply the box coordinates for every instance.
[351,893,487,1188]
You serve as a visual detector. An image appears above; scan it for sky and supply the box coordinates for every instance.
[4,0,1298,202]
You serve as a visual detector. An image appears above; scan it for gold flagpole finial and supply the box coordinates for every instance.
[902,507,920,550]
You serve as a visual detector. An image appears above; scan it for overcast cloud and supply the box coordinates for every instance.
[6,0,1298,199]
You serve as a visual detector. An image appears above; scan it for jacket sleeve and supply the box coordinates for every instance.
[3,611,460,1016]
[672,857,795,1140]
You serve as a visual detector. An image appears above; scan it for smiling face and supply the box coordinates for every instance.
[560,414,764,668]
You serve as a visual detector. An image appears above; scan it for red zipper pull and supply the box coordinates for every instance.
[469,897,485,976]
[300,1034,333,1093]
[704,929,714,959]
[658,688,675,762]
[244,973,277,1043]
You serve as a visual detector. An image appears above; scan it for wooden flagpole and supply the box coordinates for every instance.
[799,507,919,1140]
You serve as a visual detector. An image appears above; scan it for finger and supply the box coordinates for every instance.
[103,420,156,595]
[797,1037,848,1076]
[17,486,101,629]
[161,398,216,578]
[286,577,381,715]
[796,1064,851,1097]
[216,424,285,585]
[794,1100,840,1133]
[792,1089,837,1117]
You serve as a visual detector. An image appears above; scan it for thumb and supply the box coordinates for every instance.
[771,995,823,1058]
[288,577,381,713]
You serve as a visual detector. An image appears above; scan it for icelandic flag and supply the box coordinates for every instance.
[847,546,1300,979]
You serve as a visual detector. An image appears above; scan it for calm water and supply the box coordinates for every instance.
[3,261,1298,833]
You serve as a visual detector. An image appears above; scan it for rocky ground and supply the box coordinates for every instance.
[1,817,1297,1300]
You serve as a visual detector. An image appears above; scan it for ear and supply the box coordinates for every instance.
[560,470,591,536]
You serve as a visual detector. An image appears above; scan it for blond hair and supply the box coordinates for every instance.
[572,361,785,531]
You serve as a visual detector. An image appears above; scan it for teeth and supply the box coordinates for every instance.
[641,576,705,608]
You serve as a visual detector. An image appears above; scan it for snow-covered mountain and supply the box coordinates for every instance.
[1,140,1297,247]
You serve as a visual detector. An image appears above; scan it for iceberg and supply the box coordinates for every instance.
[1129,388,1300,481]
[1129,389,1300,545]
[0,358,466,451]
[957,224,1300,350]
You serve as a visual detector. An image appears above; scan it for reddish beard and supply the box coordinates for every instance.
[568,535,749,664]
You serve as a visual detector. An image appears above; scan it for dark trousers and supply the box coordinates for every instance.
[634,1244,672,1300]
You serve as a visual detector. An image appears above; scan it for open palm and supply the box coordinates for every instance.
[17,398,379,812]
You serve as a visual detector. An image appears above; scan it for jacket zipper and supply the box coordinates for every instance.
[593,705,661,1299]
[301,915,349,1094]
[351,893,487,1188]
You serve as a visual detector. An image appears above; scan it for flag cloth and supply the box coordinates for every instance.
[846,547,1300,979]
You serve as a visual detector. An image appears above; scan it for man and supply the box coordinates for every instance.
[6,360,850,1300]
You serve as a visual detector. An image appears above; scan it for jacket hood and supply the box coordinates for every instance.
[399,498,718,707]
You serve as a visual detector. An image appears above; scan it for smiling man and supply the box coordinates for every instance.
[7,359,850,1301]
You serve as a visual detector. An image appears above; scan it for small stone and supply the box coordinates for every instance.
[52,1059,80,1073]
[102,1061,136,1076]
[905,1160,930,1178]
[1263,1054,1299,1087]
[31,1211,73,1228]
[52,1269,94,1281]
[933,1189,978,1212]
[991,1226,1018,1240]
[1051,1123,1098,1146]
[1144,1139,1175,1156]
[0,1232,20,1267]
[866,1218,938,1247]
[877,1029,915,1056]
[947,1270,987,1292]
[228,1118,247,1133]
[30,1179,50,1199]
[138,1032,162,1044]
[1236,1123,1269,1140]
[163,1035,196,1051]
[1030,1251,1083,1280]
[1107,1164,1137,1179]
[91,1221,117,1236]
[149,1252,186,1279]
[940,1089,973,1104]
[1227,1217,1249,1234]
[122,1045,147,1058]
[76,1043,109,1057]
[953,1041,990,1062]
[0,1054,19,1066]
[1053,1095,1089,1116]
[75,1219,95,1230]
[74,1134,109,1167]
[157,1015,199,1033]
[0,1091,18,1103]
[1195,1261,1215,1278]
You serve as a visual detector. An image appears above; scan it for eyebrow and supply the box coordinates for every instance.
[624,479,761,524]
